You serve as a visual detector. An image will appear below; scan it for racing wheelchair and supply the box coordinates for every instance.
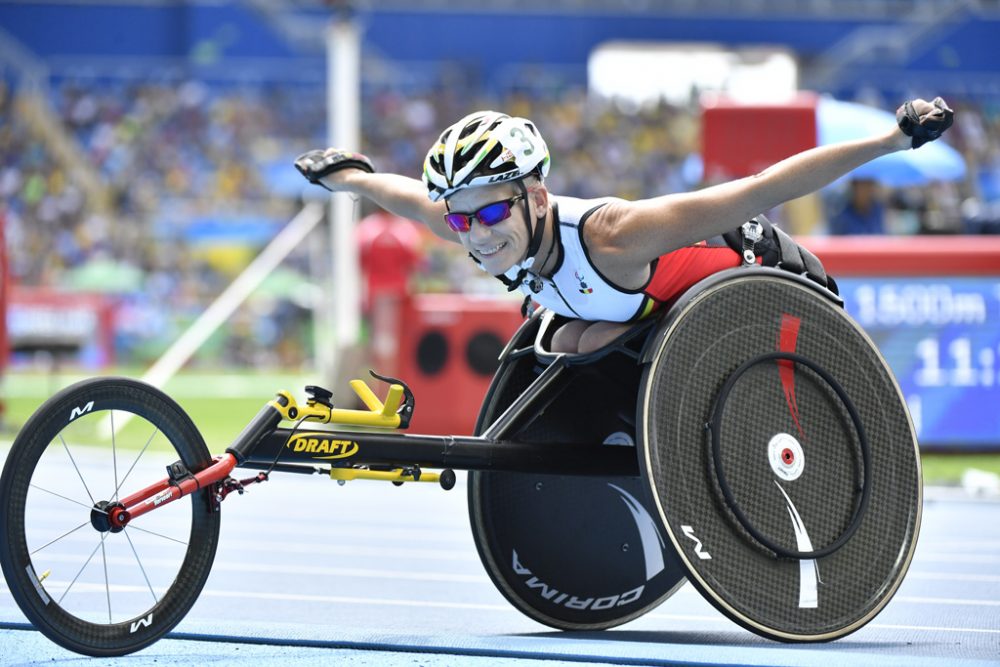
[0,266,922,656]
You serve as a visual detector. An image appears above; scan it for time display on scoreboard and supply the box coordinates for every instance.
[837,277,1000,449]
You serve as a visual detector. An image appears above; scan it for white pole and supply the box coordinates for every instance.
[323,15,363,386]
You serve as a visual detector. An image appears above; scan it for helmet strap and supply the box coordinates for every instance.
[521,179,547,267]
[507,178,548,290]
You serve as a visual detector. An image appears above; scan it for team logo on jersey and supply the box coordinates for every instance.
[575,271,593,294]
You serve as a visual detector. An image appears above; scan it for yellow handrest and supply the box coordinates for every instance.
[350,379,383,412]
[270,384,403,429]
[381,384,404,416]
[328,408,400,428]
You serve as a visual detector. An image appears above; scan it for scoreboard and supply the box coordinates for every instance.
[807,236,1000,451]
[837,277,999,449]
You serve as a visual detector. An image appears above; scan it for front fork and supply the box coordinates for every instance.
[103,453,241,530]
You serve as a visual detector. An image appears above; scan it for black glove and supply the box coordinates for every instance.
[896,97,954,149]
[294,148,375,190]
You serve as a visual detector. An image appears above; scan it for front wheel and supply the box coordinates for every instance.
[0,377,221,656]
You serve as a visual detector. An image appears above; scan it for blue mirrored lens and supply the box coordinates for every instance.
[475,201,512,225]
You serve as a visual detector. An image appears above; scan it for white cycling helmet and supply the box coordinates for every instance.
[423,110,550,202]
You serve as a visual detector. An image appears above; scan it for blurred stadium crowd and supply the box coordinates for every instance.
[2,74,1000,366]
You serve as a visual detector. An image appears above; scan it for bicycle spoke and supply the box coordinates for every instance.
[57,534,107,606]
[29,521,91,557]
[111,411,120,504]
[101,540,112,623]
[29,483,105,513]
[59,434,95,506]
[126,523,188,547]
[124,530,158,604]
[115,424,159,501]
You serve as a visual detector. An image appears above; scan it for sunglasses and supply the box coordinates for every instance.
[444,194,526,232]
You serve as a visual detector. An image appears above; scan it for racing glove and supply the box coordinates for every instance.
[896,97,954,149]
[294,148,375,191]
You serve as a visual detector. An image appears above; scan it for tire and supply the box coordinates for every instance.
[0,377,221,656]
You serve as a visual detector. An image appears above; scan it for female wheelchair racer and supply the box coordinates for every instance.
[0,98,951,655]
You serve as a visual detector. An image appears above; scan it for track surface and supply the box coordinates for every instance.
[1,444,998,666]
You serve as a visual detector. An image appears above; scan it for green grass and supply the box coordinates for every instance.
[2,369,321,451]
[3,368,997,486]
[919,452,1000,486]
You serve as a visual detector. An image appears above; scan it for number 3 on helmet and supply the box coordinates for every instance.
[422,111,551,202]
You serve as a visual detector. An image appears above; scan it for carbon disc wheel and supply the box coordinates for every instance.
[469,318,687,630]
[639,269,921,641]
[0,377,221,656]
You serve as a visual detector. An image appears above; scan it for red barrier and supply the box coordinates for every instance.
[702,95,817,181]
[397,294,523,436]
[801,236,1000,276]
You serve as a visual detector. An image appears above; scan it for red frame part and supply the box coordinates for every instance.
[113,454,238,524]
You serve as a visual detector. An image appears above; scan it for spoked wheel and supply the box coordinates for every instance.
[0,377,221,656]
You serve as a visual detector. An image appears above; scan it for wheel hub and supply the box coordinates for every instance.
[91,500,129,533]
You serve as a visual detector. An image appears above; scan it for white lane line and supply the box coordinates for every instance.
[27,524,473,556]
[896,596,1000,607]
[645,612,727,624]
[8,553,491,584]
[645,613,1000,636]
[209,561,490,583]
[871,623,1000,635]
[920,541,1000,550]
[216,540,481,562]
[913,553,1000,564]
[907,571,1000,583]
[217,527,472,545]
[201,589,511,611]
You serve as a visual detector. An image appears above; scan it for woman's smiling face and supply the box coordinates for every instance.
[446,183,533,275]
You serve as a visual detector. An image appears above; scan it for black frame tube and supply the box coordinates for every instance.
[481,356,569,441]
[240,428,639,477]
[226,401,284,464]
[230,324,645,479]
